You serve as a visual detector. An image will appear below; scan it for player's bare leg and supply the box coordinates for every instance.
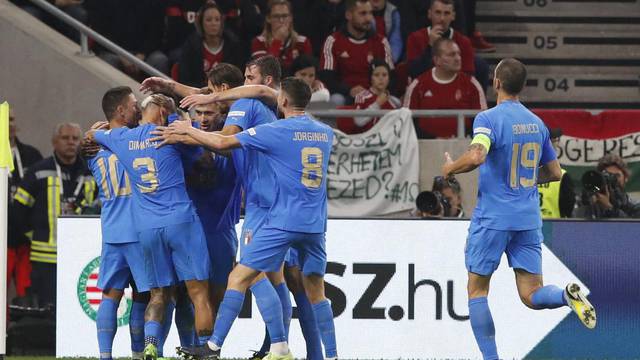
[302,274,337,359]
[144,287,172,360]
[185,279,214,344]
[514,269,596,328]
[467,272,498,360]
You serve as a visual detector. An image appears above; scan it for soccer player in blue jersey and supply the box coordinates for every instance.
[441,58,596,360]
[87,86,148,360]
[85,106,214,360]
[153,77,337,360]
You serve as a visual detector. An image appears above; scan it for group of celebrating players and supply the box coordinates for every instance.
[85,55,336,360]
[83,54,596,360]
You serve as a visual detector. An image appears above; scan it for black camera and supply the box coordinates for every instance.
[581,170,618,196]
[581,170,628,211]
[416,190,451,217]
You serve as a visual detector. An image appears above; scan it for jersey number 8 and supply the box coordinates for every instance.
[510,142,540,189]
[301,147,323,189]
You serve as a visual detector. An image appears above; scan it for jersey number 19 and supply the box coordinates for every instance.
[510,142,540,189]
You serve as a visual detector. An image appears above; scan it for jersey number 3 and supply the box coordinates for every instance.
[301,147,323,189]
[133,157,160,193]
[510,142,540,188]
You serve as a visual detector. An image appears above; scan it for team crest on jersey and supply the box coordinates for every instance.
[455,89,462,101]
[77,256,132,326]
[340,51,350,58]
[424,90,433,97]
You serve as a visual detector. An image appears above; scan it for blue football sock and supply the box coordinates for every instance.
[210,289,245,347]
[531,285,567,309]
[129,301,146,354]
[96,297,118,360]
[158,301,175,356]
[175,300,195,347]
[294,292,323,360]
[258,326,270,354]
[144,320,163,347]
[251,278,286,344]
[313,300,337,358]
[274,282,292,340]
[469,297,498,360]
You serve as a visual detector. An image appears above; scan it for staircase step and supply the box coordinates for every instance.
[484,73,640,104]
[480,31,640,59]
[479,52,640,67]
[477,0,639,15]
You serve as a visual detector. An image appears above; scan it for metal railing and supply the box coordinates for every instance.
[27,0,168,79]
[308,109,480,139]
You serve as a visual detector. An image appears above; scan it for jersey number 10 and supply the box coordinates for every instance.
[96,154,131,199]
[510,142,540,189]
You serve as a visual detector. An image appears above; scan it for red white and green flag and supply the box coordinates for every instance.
[536,110,640,193]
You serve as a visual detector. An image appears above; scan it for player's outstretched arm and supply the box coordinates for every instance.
[152,120,240,151]
[442,143,488,177]
[180,85,278,109]
[140,77,205,98]
[537,159,562,184]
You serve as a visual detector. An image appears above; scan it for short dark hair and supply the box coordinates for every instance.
[495,58,527,95]
[207,63,244,89]
[432,38,456,57]
[597,153,631,179]
[102,86,133,120]
[280,77,311,109]
[430,0,454,9]
[346,0,369,12]
[246,55,282,85]
[290,54,318,76]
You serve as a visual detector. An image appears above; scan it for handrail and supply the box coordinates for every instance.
[308,108,480,139]
[27,0,168,79]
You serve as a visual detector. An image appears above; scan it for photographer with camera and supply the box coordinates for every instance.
[575,154,640,219]
[413,175,464,218]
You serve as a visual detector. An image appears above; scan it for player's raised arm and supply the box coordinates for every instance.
[180,85,278,109]
[140,76,206,98]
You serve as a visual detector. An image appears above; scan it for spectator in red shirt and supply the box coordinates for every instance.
[291,55,331,103]
[251,0,312,76]
[178,1,247,87]
[405,0,489,92]
[404,38,486,139]
[319,0,394,105]
[339,58,400,134]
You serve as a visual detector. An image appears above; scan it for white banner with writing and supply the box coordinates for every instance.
[328,108,420,216]
[57,218,585,359]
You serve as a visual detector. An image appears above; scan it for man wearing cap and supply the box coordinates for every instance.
[537,128,575,218]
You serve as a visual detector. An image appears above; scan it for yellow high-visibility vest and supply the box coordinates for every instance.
[538,169,566,219]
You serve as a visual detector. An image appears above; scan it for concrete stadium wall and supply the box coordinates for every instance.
[0,0,140,156]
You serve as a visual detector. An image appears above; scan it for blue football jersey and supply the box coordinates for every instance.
[94,124,196,229]
[185,151,241,231]
[472,100,556,230]
[87,149,137,244]
[235,115,333,233]
[226,98,278,209]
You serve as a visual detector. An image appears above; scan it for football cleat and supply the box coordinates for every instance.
[176,345,221,360]
[564,283,596,329]
[263,351,294,360]
[249,350,269,360]
[143,344,158,360]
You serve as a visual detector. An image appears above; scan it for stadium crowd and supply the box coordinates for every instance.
[11,0,493,138]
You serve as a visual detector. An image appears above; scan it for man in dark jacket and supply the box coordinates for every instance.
[8,109,43,305]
